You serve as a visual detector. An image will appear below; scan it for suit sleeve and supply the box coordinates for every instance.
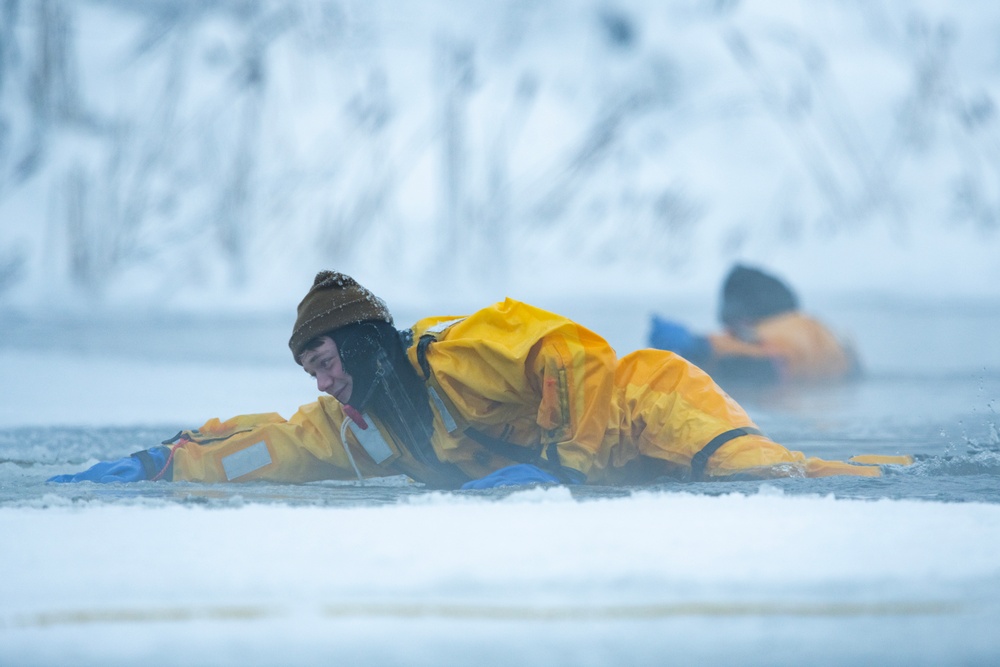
[169,397,392,483]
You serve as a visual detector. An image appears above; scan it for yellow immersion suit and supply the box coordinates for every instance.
[169,299,882,486]
[707,312,860,382]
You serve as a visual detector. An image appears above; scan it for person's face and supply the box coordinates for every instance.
[301,337,353,404]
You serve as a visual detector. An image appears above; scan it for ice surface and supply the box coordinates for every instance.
[3,491,1000,666]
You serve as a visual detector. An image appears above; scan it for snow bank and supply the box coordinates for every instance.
[3,488,1000,666]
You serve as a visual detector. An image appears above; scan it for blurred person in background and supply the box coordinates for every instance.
[50,270,902,489]
[649,264,861,388]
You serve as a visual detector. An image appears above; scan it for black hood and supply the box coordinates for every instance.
[719,265,799,327]
[329,321,405,410]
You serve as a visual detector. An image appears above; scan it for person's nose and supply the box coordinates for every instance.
[316,372,334,394]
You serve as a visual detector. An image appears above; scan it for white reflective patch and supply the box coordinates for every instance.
[221,441,272,480]
[348,416,393,464]
[428,386,459,433]
[425,317,465,335]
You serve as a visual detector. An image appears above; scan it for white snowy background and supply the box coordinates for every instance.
[1,0,998,315]
[3,2,1000,665]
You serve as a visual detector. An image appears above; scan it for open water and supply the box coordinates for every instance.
[1,296,998,507]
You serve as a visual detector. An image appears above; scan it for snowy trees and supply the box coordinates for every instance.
[0,0,997,309]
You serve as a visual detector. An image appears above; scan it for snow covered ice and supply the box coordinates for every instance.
[4,490,1000,666]
[2,0,1000,665]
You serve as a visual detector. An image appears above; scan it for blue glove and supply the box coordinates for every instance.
[461,464,563,489]
[48,447,170,483]
[648,315,711,362]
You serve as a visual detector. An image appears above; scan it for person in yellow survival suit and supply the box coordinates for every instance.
[50,270,906,489]
[649,264,861,387]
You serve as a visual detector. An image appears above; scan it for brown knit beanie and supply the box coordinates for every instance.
[289,271,393,363]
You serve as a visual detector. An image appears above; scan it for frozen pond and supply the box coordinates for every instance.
[2,296,999,666]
